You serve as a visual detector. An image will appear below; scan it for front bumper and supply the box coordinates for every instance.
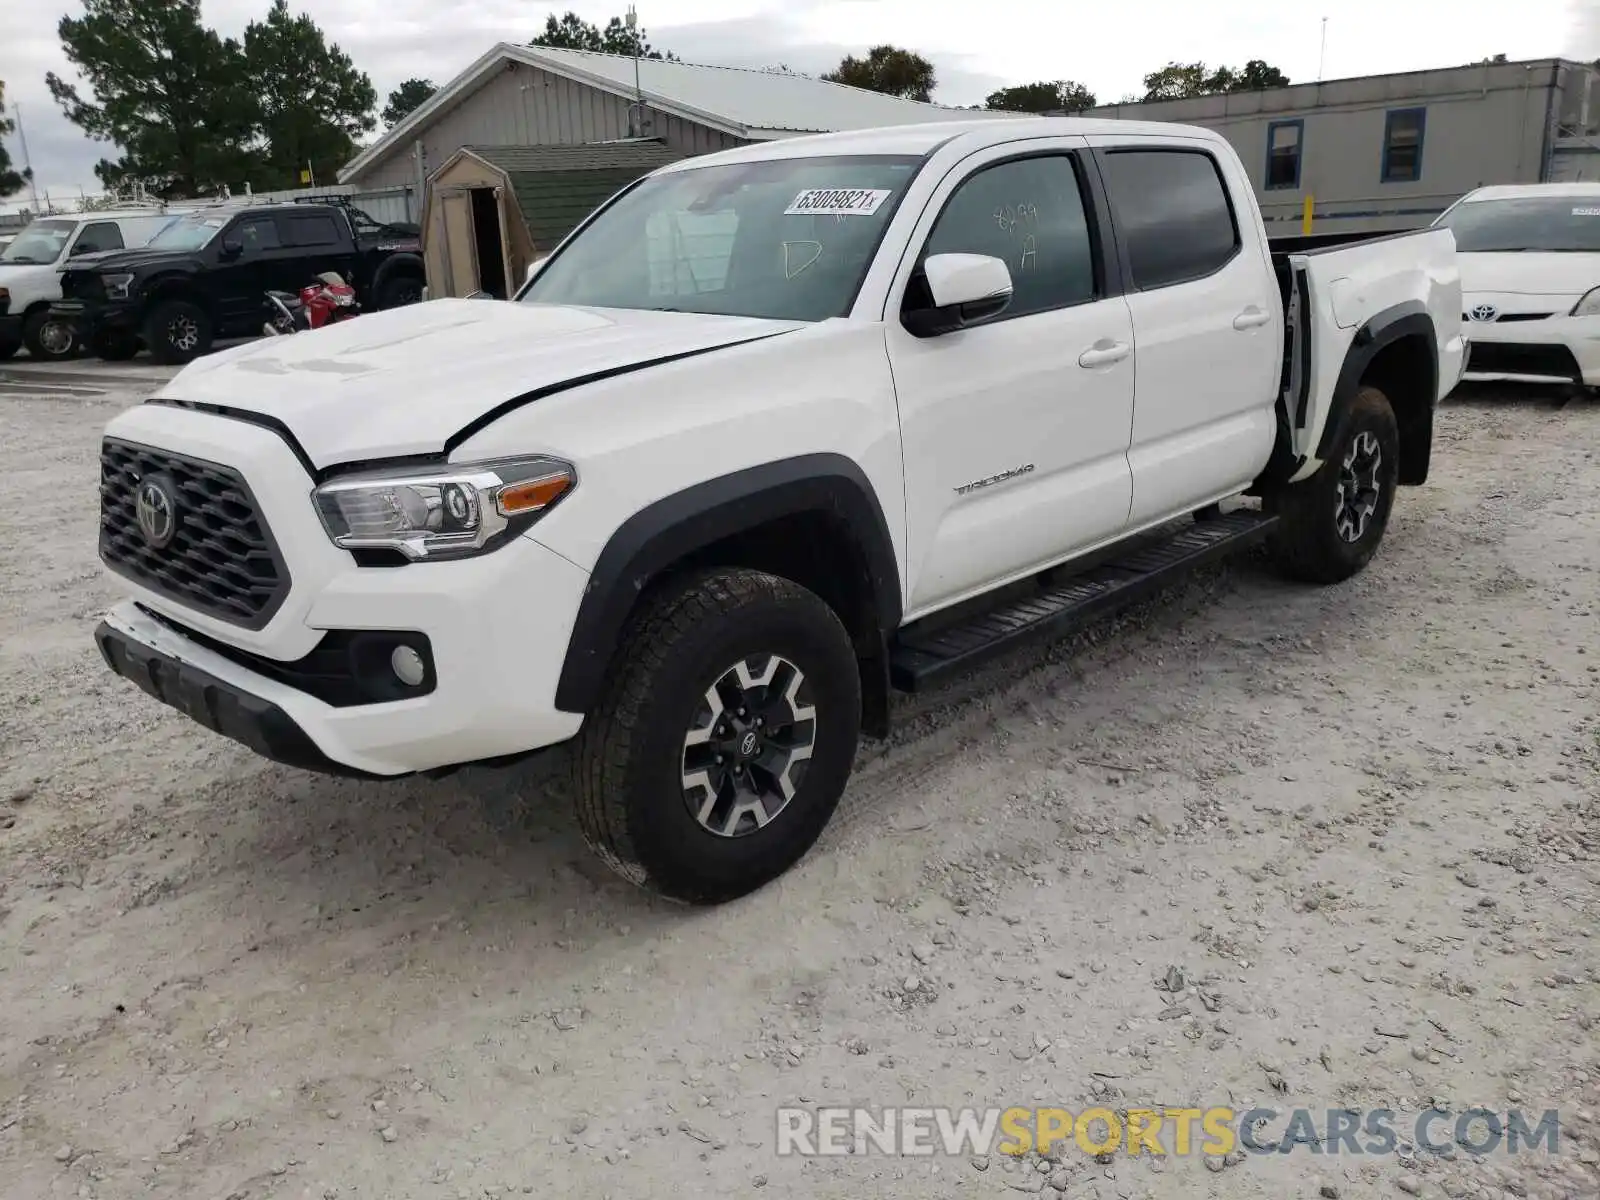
[93,403,591,777]
[1461,313,1600,386]
[50,297,139,345]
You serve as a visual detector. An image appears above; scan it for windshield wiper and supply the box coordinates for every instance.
[1,256,43,264]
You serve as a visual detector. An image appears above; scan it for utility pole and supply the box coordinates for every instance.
[626,4,644,138]
[14,102,41,210]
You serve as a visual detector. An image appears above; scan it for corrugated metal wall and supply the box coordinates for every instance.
[352,63,745,191]
[224,183,419,224]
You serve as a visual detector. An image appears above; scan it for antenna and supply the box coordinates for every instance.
[1317,17,1328,82]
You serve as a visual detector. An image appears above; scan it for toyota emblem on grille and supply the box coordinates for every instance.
[135,475,178,548]
[1470,303,1499,322]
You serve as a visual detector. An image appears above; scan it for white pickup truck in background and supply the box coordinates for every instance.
[91,117,1464,904]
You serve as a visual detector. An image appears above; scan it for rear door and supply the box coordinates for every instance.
[883,137,1138,617]
[1086,136,1282,526]
[281,211,350,283]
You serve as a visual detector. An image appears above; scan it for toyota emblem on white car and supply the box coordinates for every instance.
[135,476,178,548]
[1469,304,1499,322]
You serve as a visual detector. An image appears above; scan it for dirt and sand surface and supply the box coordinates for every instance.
[1,358,1596,1200]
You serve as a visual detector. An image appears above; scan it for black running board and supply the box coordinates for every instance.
[888,510,1278,692]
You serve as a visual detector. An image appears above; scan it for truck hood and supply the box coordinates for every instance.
[161,299,803,469]
[70,246,201,276]
[1457,251,1600,301]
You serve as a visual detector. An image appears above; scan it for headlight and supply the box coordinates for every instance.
[1571,287,1600,317]
[313,456,576,561]
[102,273,135,300]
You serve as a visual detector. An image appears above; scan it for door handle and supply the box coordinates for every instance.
[1233,307,1271,330]
[1077,339,1131,368]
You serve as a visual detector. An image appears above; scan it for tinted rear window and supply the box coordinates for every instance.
[1100,149,1240,289]
[286,215,342,247]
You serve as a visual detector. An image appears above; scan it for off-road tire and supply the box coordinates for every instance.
[92,328,139,362]
[375,272,424,310]
[144,299,213,365]
[572,568,862,905]
[22,310,79,361]
[1268,384,1400,584]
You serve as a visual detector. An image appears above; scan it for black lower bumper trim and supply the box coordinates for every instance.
[94,619,386,780]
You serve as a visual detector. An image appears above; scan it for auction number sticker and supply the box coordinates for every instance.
[785,188,892,217]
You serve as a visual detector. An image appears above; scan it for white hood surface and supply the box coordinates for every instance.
[160,299,803,469]
[1457,251,1600,302]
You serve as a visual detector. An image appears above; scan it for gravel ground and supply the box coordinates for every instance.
[0,369,1597,1200]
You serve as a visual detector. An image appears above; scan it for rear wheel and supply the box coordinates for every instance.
[144,299,213,365]
[572,568,861,904]
[1268,384,1400,584]
[22,310,79,361]
[375,272,424,310]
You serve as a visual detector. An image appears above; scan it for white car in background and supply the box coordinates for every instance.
[1435,182,1600,390]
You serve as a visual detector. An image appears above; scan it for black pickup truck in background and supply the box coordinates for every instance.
[53,202,425,364]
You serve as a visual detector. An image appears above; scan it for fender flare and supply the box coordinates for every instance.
[1315,300,1437,461]
[552,453,902,715]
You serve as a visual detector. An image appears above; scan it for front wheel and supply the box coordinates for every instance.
[143,299,213,365]
[91,328,140,361]
[1267,384,1400,584]
[572,568,862,904]
[22,310,80,361]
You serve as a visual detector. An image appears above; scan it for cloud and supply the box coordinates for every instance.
[0,0,1573,204]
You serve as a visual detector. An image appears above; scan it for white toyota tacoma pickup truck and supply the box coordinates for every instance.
[94,118,1465,903]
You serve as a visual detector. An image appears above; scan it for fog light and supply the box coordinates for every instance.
[390,644,427,687]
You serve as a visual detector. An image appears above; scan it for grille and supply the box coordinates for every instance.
[1464,342,1581,381]
[61,270,106,302]
[100,438,290,628]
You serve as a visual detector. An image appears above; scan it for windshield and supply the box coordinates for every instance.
[147,213,230,252]
[520,154,924,321]
[0,220,76,264]
[1436,196,1600,252]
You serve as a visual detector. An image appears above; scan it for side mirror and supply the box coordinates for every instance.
[903,252,1014,338]
[219,236,243,258]
[525,256,549,285]
[68,242,92,257]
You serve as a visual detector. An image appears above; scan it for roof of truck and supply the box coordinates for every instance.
[649,116,1224,173]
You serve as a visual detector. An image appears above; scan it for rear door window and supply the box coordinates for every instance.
[285,214,343,247]
[1099,149,1240,290]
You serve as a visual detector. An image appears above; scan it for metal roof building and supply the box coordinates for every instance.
[340,43,1016,192]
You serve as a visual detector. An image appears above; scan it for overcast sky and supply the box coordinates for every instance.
[1,0,1593,202]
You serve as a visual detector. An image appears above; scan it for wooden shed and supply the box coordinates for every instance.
[421,139,685,299]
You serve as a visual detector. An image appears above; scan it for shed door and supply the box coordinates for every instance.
[438,188,480,299]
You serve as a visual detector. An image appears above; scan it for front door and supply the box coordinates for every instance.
[884,140,1136,618]
[212,213,297,334]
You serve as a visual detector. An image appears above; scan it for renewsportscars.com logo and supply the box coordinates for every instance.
[775,1106,1564,1159]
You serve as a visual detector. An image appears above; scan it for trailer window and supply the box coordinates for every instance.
[1381,108,1426,183]
[1265,120,1303,190]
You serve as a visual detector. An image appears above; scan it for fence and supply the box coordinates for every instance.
[2,183,419,226]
